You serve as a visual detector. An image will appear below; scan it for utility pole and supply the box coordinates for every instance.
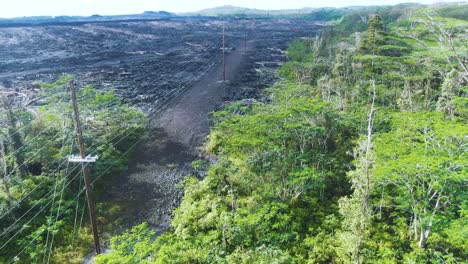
[244,31,247,53]
[68,80,101,255]
[222,26,226,83]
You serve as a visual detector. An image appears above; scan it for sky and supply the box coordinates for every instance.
[0,0,464,18]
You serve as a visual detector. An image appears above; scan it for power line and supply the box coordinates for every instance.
[0,90,68,141]
[42,117,72,264]
[0,167,82,252]
[143,42,222,109]
[1,37,221,150]
[223,26,226,82]
[6,178,85,264]
[150,52,222,115]
[2,56,221,260]
[0,166,82,241]
[71,170,83,242]
[1,131,64,188]
[2,34,225,261]
[5,123,155,263]
[73,43,222,155]
[45,157,74,264]
[45,125,75,263]
[1,85,71,182]
[0,88,133,207]
[0,53,213,221]
[0,90,75,222]
[0,158,77,221]
[91,52,223,161]
[81,50,222,158]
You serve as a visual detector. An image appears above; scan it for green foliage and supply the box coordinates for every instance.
[95,223,155,263]
[348,112,467,262]
[360,14,386,54]
[437,69,463,117]
[280,40,330,85]
[286,40,315,62]
[0,76,147,263]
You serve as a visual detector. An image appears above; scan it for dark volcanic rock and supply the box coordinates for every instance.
[0,18,323,232]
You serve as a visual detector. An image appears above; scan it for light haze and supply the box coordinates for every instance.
[0,0,464,18]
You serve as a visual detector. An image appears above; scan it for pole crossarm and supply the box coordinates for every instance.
[68,155,99,163]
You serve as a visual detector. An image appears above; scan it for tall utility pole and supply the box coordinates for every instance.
[244,31,247,53]
[222,26,226,82]
[68,80,101,255]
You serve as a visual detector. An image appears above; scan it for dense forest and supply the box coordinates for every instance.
[96,3,467,264]
[0,2,466,264]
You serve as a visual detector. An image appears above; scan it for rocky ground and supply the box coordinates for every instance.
[0,18,323,233]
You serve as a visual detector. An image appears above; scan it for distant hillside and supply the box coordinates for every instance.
[181,5,347,20]
[0,11,175,26]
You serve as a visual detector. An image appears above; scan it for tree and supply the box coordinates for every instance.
[437,69,460,117]
[360,14,386,54]
[373,113,466,250]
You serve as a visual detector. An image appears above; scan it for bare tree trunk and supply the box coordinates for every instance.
[1,96,27,177]
[365,80,376,197]
[0,139,11,198]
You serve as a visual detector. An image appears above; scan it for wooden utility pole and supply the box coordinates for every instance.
[68,80,101,255]
[222,26,226,82]
[244,31,247,53]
